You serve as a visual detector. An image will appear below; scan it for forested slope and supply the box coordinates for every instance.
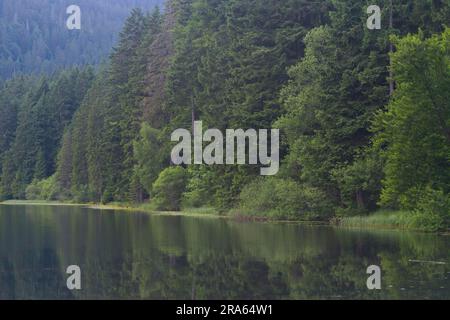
[0,0,449,231]
[0,0,164,79]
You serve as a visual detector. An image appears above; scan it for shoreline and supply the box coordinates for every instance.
[1,200,448,235]
[0,200,227,219]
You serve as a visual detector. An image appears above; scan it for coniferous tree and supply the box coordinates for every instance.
[278,0,450,214]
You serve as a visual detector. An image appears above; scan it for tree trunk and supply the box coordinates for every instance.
[356,190,366,211]
[389,0,394,96]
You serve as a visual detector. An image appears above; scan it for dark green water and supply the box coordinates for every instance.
[0,204,449,300]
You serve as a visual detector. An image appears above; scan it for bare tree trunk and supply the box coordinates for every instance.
[191,96,196,134]
[389,0,394,96]
[356,191,366,211]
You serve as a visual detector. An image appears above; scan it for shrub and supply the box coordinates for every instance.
[25,175,60,200]
[71,184,90,203]
[182,188,206,208]
[238,178,333,221]
[25,183,41,200]
[332,150,383,215]
[182,167,215,208]
[152,167,187,211]
[410,188,450,232]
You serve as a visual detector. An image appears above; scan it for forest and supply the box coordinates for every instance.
[0,0,164,79]
[0,0,449,231]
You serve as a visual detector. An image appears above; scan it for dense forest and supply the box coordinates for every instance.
[0,0,449,231]
[0,0,164,79]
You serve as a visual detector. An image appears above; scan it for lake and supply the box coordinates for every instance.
[0,204,449,300]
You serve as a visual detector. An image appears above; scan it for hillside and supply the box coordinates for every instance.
[0,0,164,79]
[0,0,449,232]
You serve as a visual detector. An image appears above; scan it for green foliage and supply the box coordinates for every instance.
[152,167,188,211]
[0,0,449,230]
[278,1,450,218]
[238,178,333,221]
[0,68,94,199]
[166,0,331,209]
[51,7,167,203]
[410,188,450,232]
[340,189,450,232]
[25,175,61,201]
[332,150,384,215]
[373,28,450,209]
[133,123,168,196]
[277,14,391,214]
[0,0,164,80]
[338,209,415,229]
[182,166,216,208]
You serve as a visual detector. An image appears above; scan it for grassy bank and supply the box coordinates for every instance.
[0,200,220,218]
[93,202,221,218]
[0,200,86,206]
[336,209,449,233]
[2,200,448,234]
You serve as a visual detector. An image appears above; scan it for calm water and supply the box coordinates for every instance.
[0,204,449,300]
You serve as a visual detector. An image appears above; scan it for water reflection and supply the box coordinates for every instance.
[0,205,449,299]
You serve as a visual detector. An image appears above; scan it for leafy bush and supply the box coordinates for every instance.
[25,176,60,200]
[182,167,216,208]
[410,188,450,232]
[133,123,167,195]
[332,150,383,215]
[25,183,41,200]
[71,185,91,203]
[238,178,333,221]
[152,167,187,211]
